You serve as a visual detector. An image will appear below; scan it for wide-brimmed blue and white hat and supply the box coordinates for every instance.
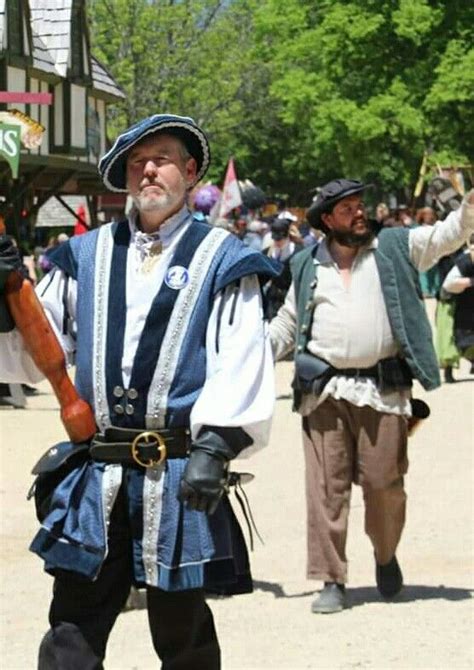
[98,114,211,192]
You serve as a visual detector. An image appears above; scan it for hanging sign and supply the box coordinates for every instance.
[0,123,21,178]
[0,109,45,149]
[0,109,46,179]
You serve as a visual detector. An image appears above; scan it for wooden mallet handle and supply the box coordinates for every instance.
[4,271,96,443]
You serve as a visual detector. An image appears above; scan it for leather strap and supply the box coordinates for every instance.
[335,364,379,379]
[90,426,191,465]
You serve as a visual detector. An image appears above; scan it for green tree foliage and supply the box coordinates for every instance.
[88,0,473,204]
[250,0,473,202]
[88,0,258,182]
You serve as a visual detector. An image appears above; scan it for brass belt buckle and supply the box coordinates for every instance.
[131,431,167,468]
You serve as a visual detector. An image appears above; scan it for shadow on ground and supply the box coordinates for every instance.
[251,580,473,607]
[118,581,473,614]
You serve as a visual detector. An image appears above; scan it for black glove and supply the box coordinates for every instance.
[179,449,228,515]
[0,235,24,292]
[429,177,462,217]
[0,297,14,332]
[178,426,252,515]
[0,235,24,333]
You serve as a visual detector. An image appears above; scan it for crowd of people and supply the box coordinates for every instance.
[0,232,72,403]
[17,232,71,286]
[192,188,474,381]
[0,111,473,669]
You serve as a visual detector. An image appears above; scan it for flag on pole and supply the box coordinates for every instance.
[209,157,242,223]
[413,150,428,199]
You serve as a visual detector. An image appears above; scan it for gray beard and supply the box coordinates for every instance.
[328,228,374,248]
[132,192,175,212]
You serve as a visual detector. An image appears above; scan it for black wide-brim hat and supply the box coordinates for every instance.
[307,179,370,229]
[98,114,210,192]
[271,217,290,241]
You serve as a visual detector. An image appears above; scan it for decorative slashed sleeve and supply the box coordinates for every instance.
[190,274,274,450]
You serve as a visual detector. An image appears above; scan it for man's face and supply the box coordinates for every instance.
[322,194,373,247]
[399,210,412,225]
[376,204,388,222]
[273,236,289,249]
[126,133,197,215]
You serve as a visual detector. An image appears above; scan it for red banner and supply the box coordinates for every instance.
[0,92,53,104]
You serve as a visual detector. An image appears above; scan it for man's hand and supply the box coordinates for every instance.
[429,177,462,215]
[178,449,228,515]
[0,235,24,291]
[178,426,252,515]
[289,223,304,245]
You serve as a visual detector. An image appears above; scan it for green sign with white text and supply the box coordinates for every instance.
[0,123,21,178]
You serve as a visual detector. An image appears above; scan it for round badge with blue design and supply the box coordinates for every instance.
[165,265,190,290]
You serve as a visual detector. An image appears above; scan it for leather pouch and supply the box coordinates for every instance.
[377,357,413,393]
[292,352,334,396]
[28,441,90,522]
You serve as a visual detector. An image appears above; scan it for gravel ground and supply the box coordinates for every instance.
[1,305,473,669]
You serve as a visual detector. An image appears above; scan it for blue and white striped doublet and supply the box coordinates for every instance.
[30,216,278,592]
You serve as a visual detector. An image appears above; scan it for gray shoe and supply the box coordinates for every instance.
[311,582,346,614]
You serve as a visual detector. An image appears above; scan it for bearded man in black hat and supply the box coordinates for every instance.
[270,178,474,613]
[0,114,280,668]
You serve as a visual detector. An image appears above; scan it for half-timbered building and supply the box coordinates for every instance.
[0,0,125,240]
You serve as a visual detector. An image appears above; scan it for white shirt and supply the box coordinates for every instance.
[0,206,275,449]
[442,248,474,294]
[267,240,296,262]
[270,196,474,416]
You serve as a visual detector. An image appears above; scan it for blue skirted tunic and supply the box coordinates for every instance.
[29,209,280,592]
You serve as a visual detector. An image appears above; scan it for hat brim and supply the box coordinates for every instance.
[307,183,370,229]
[99,115,210,193]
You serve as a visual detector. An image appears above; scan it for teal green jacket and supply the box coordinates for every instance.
[290,228,441,391]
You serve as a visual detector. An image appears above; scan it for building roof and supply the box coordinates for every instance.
[0,1,124,98]
[29,0,74,78]
[36,194,88,227]
[31,29,58,74]
[91,57,126,99]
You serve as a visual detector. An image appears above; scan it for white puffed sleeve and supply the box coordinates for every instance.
[190,274,274,451]
[0,269,77,383]
[409,194,474,272]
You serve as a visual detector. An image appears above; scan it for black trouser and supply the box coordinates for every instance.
[38,486,220,670]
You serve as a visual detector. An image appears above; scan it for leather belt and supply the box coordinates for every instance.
[335,364,379,379]
[334,356,412,389]
[90,426,191,468]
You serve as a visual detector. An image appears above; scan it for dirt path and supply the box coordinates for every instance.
[1,330,473,669]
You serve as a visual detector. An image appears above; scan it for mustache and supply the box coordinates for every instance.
[139,178,167,192]
[330,228,374,248]
[351,215,367,227]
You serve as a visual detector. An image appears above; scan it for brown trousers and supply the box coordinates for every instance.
[302,396,408,584]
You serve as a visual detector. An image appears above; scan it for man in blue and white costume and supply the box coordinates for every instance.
[0,114,281,669]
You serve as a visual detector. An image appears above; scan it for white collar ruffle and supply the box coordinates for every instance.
[128,205,191,259]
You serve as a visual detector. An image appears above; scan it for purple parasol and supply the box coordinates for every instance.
[193,184,221,214]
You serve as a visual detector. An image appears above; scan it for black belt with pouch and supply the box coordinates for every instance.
[90,426,191,467]
[28,426,192,522]
[292,352,413,396]
[292,352,334,396]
